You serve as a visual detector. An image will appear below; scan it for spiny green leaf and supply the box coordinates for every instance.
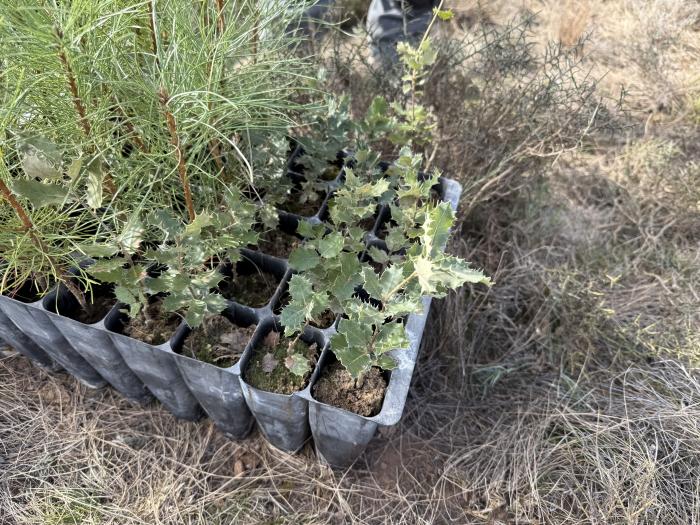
[88,258,126,283]
[318,232,344,259]
[285,352,310,377]
[368,246,390,265]
[288,246,320,271]
[422,202,454,256]
[117,219,144,254]
[331,332,371,380]
[379,265,406,299]
[362,266,382,300]
[296,220,316,238]
[11,179,69,208]
[79,244,118,258]
[114,285,137,307]
[185,300,206,328]
[338,317,372,349]
[185,212,213,236]
[85,166,103,209]
[413,256,435,294]
[280,302,306,337]
[432,255,491,289]
[152,210,181,239]
[376,353,397,370]
[66,159,82,180]
[374,322,409,354]
[204,293,228,313]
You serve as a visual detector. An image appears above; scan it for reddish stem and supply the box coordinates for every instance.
[159,88,196,223]
[0,180,86,307]
[55,28,91,137]
[0,179,33,231]
[216,0,225,34]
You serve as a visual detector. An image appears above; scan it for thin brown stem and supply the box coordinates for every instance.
[251,11,259,60]
[215,0,225,34]
[148,0,160,67]
[210,139,225,171]
[54,28,91,138]
[159,88,196,223]
[287,323,307,355]
[0,179,33,231]
[112,100,149,153]
[0,180,87,307]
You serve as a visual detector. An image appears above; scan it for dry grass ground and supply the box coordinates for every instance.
[2,1,700,523]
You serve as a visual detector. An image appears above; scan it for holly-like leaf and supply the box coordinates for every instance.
[338,317,372,350]
[289,273,315,300]
[258,204,279,230]
[362,266,382,300]
[288,246,320,271]
[431,255,491,291]
[184,299,207,328]
[185,212,213,236]
[285,353,310,377]
[280,274,327,336]
[422,202,454,256]
[317,232,344,259]
[117,218,144,254]
[296,220,316,238]
[152,210,181,239]
[331,332,372,380]
[114,286,139,305]
[374,321,409,354]
[382,295,423,317]
[86,258,125,283]
[204,292,228,313]
[413,254,490,296]
[280,302,306,336]
[378,265,406,299]
[86,165,103,209]
[413,256,435,294]
[11,179,69,208]
[377,353,397,370]
[67,159,82,180]
[367,245,390,265]
[79,243,118,258]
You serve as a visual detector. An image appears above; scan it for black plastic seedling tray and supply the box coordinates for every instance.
[0,293,106,388]
[0,156,462,468]
[42,286,153,405]
[0,307,61,372]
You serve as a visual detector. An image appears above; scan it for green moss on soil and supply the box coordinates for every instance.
[183,315,256,368]
[244,334,317,395]
[123,299,181,346]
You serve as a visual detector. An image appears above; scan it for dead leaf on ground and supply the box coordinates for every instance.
[261,352,278,373]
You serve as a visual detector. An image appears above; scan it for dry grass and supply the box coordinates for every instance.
[2,2,700,523]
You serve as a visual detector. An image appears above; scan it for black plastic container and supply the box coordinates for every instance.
[0,157,463,468]
[103,304,203,421]
[238,318,328,453]
[170,303,257,440]
[0,307,61,371]
[296,177,463,467]
[43,285,152,404]
[0,287,106,388]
